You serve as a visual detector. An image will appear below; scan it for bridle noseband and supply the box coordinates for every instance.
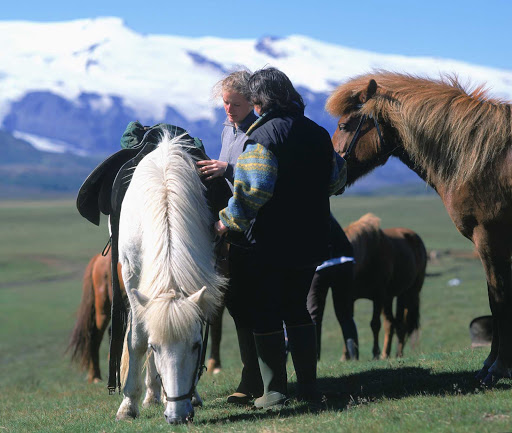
[155,320,210,403]
[340,105,385,160]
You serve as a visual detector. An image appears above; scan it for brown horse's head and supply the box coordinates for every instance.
[326,77,395,186]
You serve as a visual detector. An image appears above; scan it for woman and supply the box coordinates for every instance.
[197,70,257,184]
[197,70,263,405]
[215,67,346,408]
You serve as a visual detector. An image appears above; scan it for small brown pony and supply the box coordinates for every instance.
[326,71,512,384]
[345,213,426,359]
[68,250,225,383]
[67,251,124,383]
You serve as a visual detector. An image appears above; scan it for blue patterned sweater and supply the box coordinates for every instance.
[219,143,346,232]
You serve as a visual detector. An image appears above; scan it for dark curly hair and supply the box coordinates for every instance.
[247,67,305,115]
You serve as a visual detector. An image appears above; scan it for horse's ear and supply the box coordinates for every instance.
[188,286,207,309]
[131,289,150,308]
[364,79,378,102]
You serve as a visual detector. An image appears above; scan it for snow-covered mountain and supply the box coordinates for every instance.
[1,17,511,193]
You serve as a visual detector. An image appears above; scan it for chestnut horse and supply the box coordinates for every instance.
[68,249,225,383]
[326,71,512,384]
[344,213,426,359]
[67,250,124,383]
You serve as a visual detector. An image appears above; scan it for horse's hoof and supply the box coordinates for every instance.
[212,367,222,375]
[116,409,138,421]
[116,400,139,420]
[481,372,495,387]
[475,366,489,381]
[92,377,102,384]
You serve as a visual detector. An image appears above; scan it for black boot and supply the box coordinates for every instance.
[227,328,263,405]
[286,323,320,402]
[253,330,288,409]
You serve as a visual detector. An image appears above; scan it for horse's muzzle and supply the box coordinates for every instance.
[164,409,194,425]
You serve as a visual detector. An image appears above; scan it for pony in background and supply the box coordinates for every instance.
[345,213,426,359]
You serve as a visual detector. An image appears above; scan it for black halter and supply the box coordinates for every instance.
[155,321,210,403]
[341,106,385,160]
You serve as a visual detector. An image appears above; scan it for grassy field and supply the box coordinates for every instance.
[1,196,511,432]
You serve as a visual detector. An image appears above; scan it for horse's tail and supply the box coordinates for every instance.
[404,231,427,337]
[67,254,98,370]
[134,132,225,315]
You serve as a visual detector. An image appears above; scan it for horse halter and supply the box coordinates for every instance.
[341,105,385,160]
[155,320,210,404]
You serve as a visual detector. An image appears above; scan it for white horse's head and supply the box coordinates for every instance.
[131,286,210,424]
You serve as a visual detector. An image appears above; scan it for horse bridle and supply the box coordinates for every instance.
[341,105,385,160]
[154,320,210,403]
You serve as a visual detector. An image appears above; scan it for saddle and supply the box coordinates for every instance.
[76,123,232,393]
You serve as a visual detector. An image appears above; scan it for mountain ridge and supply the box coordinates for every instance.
[1,17,510,195]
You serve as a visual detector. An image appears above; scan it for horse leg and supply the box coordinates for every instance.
[307,269,330,360]
[331,263,358,360]
[116,274,147,420]
[89,276,111,383]
[474,228,512,384]
[395,295,406,358]
[380,299,394,360]
[207,305,224,374]
[143,351,162,407]
[370,300,382,360]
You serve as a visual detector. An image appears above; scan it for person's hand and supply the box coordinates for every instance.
[197,159,228,180]
[214,220,228,237]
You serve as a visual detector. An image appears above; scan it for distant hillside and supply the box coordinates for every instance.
[1,17,507,196]
[0,130,101,198]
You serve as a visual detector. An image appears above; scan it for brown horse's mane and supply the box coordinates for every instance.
[344,213,383,264]
[326,71,512,187]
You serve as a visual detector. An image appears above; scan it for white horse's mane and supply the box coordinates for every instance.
[129,131,225,342]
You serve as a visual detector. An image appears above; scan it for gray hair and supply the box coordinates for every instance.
[213,69,252,101]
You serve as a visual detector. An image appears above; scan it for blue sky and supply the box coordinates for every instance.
[3,0,512,70]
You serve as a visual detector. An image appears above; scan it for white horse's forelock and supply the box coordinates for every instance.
[129,131,225,342]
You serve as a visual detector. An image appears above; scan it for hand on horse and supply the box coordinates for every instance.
[214,220,229,237]
[197,159,228,180]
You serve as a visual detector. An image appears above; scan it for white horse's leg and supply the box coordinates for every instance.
[143,351,162,407]
[116,269,148,420]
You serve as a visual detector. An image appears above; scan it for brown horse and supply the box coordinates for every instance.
[68,249,226,383]
[344,213,426,359]
[67,251,124,383]
[326,71,512,384]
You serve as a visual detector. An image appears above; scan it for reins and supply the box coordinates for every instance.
[155,321,210,403]
[342,107,385,160]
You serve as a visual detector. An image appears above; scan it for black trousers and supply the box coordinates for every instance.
[251,265,316,334]
[307,262,355,327]
[224,244,257,329]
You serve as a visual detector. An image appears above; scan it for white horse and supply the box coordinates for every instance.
[114,131,225,424]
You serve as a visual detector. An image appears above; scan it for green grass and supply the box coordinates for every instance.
[1,197,511,433]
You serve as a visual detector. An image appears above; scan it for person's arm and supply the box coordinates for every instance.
[329,151,347,196]
[218,143,278,232]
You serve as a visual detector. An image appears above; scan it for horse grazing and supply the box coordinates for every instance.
[67,251,225,384]
[67,250,124,383]
[344,213,426,359]
[114,131,225,424]
[326,71,512,384]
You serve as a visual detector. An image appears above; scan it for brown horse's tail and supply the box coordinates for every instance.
[66,254,98,370]
[404,232,427,338]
